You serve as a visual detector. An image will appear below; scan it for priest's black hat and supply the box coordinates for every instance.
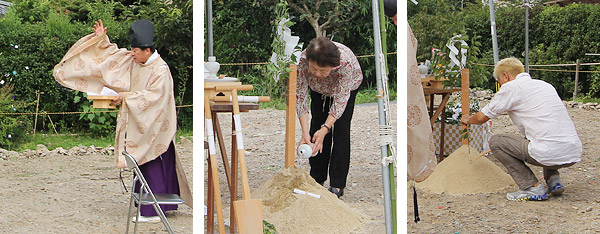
[129,19,154,47]
[383,0,397,18]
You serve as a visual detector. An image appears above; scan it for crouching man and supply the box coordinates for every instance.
[461,57,582,201]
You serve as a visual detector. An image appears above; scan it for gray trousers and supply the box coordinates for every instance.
[489,134,575,190]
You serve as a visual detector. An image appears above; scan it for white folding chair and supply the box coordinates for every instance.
[123,151,185,234]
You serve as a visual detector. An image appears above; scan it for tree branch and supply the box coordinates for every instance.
[286,0,306,15]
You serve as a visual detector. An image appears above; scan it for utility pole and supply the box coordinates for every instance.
[489,0,499,67]
[525,0,530,73]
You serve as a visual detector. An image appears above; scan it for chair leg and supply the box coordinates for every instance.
[151,203,175,234]
[125,194,135,234]
[134,199,142,234]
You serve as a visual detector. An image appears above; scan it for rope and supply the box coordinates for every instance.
[0,104,192,116]
[471,62,600,73]
[218,51,398,66]
[378,125,395,147]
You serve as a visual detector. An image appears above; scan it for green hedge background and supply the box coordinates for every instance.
[0,0,192,148]
[409,0,600,99]
[209,0,398,100]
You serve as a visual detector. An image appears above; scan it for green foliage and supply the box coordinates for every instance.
[529,3,600,98]
[262,0,299,99]
[286,0,361,37]
[15,133,113,152]
[442,94,480,124]
[73,91,117,136]
[263,220,278,234]
[0,4,87,131]
[0,84,33,149]
[410,1,600,99]
[211,0,275,87]
[213,0,396,94]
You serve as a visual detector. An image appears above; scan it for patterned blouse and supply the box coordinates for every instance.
[296,42,363,119]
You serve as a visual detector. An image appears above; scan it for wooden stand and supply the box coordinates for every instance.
[423,88,460,161]
[204,83,269,234]
[204,97,226,234]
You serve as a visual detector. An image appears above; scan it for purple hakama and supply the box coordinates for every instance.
[134,142,180,216]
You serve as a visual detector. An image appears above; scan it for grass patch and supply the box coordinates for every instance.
[574,96,600,103]
[15,126,193,152]
[176,127,193,142]
[16,133,113,152]
[257,84,397,110]
[259,97,287,110]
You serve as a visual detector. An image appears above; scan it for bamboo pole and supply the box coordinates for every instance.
[573,59,580,101]
[285,64,298,168]
[461,68,470,146]
[33,91,42,134]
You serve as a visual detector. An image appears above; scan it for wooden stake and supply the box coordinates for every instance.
[33,91,42,134]
[285,64,298,168]
[461,68,470,146]
[230,88,263,234]
[46,113,58,134]
[204,97,226,234]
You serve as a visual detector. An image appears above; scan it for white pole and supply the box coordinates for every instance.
[525,0,530,73]
[207,0,214,57]
[489,0,499,67]
[371,0,393,233]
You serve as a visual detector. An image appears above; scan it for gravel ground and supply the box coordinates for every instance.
[408,100,600,233]
[0,140,193,234]
[204,103,397,233]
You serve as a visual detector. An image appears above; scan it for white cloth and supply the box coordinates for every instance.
[146,50,159,64]
[481,73,582,166]
[407,24,437,182]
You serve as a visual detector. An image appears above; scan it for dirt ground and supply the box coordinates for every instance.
[0,140,193,234]
[408,103,600,233]
[204,103,397,234]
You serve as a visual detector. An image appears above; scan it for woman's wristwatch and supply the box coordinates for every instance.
[321,124,331,133]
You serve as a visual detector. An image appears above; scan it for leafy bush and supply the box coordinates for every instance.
[410,1,600,99]
[0,84,33,149]
[212,0,397,94]
[0,0,193,134]
[72,91,118,136]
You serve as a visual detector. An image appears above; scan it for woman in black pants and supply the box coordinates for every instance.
[296,36,363,198]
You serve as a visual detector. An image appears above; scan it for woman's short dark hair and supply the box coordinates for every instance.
[306,36,340,67]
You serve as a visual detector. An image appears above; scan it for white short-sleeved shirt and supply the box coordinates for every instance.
[481,73,582,166]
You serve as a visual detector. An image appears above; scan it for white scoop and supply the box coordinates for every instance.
[297,144,317,159]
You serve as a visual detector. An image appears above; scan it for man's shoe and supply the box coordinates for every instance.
[328,187,344,198]
[132,216,161,223]
[506,183,548,201]
[546,175,565,196]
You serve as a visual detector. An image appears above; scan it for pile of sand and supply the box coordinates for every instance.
[253,167,366,234]
[417,145,515,195]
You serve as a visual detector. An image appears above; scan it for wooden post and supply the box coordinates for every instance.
[285,64,298,168]
[461,68,470,146]
[573,59,580,101]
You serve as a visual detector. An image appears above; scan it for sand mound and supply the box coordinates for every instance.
[417,145,515,195]
[253,167,366,234]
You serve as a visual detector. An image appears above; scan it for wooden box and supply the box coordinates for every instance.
[87,95,117,109]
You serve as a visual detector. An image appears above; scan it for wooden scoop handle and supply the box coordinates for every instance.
[471,150,492,163]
